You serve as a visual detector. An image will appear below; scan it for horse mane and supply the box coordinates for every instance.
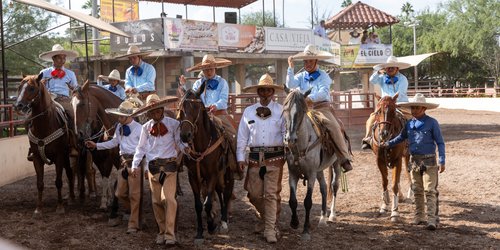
[283,90,308,115]
[376,96,397,114]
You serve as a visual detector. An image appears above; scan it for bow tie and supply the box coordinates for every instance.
[384,75,399,85]
[206,79,219,90]
[304,71,321,82]
[256,106,271,119]
[51,69,66,79]
[150,122,168,137]
[120,124,131,136]
[131,66,143,76]
[108,85,118,92]
[410,119,424,130]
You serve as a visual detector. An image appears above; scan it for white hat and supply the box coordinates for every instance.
[373,56,411,70]
[131,94,178,117]
[115,45,152,59]
[98,69,125,83]
[291,44,334,60]
[186,54,232,72]
[105,100,138,116]
[39,44,78,62]
[397,93,439,109]
[243,74,284,93]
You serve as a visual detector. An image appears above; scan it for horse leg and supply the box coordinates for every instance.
[378,163,390,214]
[390,164,402,222]
[65,155,76,205]
[205,178,218,234]
[55,157,65,214]
[328,164,341,222]
[302,175,316,241]
[108,179,121,227]
[316,170,328,226]
[220,170,234,232]
[33,158,45,218]
[187,173,204,243]
[86,152,97,198]
[288,172,299,229]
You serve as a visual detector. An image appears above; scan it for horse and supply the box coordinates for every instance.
[177,82,234,244]
[14,74,75,217]
[369,93,409,222]
[282,87,341,240]
[72,81,122,210]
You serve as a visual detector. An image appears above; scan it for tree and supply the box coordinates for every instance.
[401,2,414,17]
[341,0,352,8]
[241,11,281,27]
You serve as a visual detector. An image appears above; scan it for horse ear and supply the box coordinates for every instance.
[283,84,290,94]
[304,88,312,98]
[375,94,381,101]
[196,80,206,98]
[37,72,43,82]
[82,79,90,91]
[393,92,399,101]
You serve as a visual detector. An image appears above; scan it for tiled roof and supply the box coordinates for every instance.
[325,1,399,30]
[138,0,257,9]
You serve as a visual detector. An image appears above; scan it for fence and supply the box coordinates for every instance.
[0,104,25,138]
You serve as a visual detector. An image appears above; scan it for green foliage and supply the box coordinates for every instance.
[341,0,352,8]
[241,11,281,27]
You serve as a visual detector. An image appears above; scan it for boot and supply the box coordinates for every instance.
[341,160,353,173]
[361,137,371,150]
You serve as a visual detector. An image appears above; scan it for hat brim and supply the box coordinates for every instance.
[39,50,79,62]
[100,76,125,83]
[104,108,137,116]
[131,96,179,117]
[397,102,439,109]
[114,51,152,59]
[186,59,232,72]
[291,52,334,61]
[373,62,412,70]
[242,84,284,93]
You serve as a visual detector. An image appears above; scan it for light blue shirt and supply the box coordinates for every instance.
[286,67,332,103]
[192,75,229,110]
[369,71,409,102]
[97,80,126,100]
[124,60,156,93]
[40,66,78,97]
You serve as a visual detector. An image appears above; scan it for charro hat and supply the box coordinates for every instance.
[186,54,232,72]
[115,45,152,59]
[397,93,439,109]
[291,44,334,61]
[373,56,411,70]
[98,69,125,83]
[39,44,78,62]
[104,100,137,116]
[243,74,284,93]
[131,94,178,117]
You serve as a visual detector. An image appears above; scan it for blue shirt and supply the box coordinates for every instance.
[369,71,409,102]
[97,80,126,100]
[192,75,229,110]
[388,115,446,165]
[286,67,332,103]
[124,60,156,93]
[40,66,78,97]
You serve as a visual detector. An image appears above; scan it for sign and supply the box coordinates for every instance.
[218,23,256,51]
[264,27,314,52]
[314,36,341,66]
[340,44,393,68]
[164,18,218,51]
[100,0,139,23]
[110,18,164,53]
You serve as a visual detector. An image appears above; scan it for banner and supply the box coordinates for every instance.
[264,27,314,52]
[164,18,218,51]
[314,36,341,66]
[341,44,393,68]
[100,0,139,23]
[218,23,256,51]
[110,18,164,53]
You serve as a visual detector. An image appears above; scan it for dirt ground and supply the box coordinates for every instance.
[0,108,499,249]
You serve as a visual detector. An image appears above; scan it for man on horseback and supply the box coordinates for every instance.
[130,94,185,246]
[286,44,353,172]
[117,45,156,101]
[361,56,411,150]
[97,69,126,100]
[179,54,242,180]
[84,100,143,234]
[237,74,286,243]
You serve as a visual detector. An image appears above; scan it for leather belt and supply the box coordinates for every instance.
[410,154,435,159]
[211,110,228,116]
[250,146,284,153]
[312,101,331,109]
[148,157,177,175]
[120,154,134,168]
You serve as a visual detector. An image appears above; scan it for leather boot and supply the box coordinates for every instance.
[361,137,371,150]
[341,161,353,173]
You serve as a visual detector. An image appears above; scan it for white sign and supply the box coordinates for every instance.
[264,27,314,52]
[314,36,341,66]
[355,44,393,65]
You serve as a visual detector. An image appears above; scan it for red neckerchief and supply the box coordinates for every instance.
[51,68,66,79]
[150,122,168,137]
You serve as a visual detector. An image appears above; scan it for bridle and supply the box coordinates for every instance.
[74,86,112,142]
[177,96,203,141]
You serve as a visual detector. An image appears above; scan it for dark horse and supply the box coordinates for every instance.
[282,87,341,240]
[72,81,121,210]
[15,74,75,217]
[177,82,234,244]
[369,93,409,222]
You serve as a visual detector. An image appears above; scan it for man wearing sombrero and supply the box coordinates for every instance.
[287,44,353,172]
[117,45,156,101]
[179,54,242,179]
[97,69,126,100]
[382,93,446,231]
[362,56,412,150]
[130,94,185,245]
[85,100,143,234]
[237,74,286,243]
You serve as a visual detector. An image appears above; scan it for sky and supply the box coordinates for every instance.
[58,0,442,30]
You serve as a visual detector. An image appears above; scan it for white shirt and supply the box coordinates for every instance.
[236,101,285,162]
[313,25,327,38]
[96,120,142,156]
[132,117,186,170]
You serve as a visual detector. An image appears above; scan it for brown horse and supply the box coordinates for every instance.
[72,81,121,209]
[177,82,234,244]
[369,93,409,222]
[15,74,75,217]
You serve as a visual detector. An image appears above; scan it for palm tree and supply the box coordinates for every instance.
[401,2,414,17]
[341,0,352,8]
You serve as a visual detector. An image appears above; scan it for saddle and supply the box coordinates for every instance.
[306,110,336,157]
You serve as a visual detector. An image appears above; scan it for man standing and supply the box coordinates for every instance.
[313,20,327,38]
[117,45,156,101]
[237,74,286,243]
[287,44,352,172]
[97,69,126,100]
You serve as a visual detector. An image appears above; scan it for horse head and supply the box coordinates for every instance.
[282,87,311,146]
[15,73,47,115]
[177,81,208,144]
[374,93,399,142]
[71,80,100,141]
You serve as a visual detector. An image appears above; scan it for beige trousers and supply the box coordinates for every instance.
[148,171,178,241]
[115,165,142,230]
[314,105,351,161]
[410,161,439,224]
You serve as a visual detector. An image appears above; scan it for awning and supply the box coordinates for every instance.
[13,0,129,37]
[138,0,257,9]
[398,52,439,67]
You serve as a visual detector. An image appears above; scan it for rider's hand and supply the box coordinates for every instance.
[131,167,141,178]
[125,88,138,94]
[439,164,446,173]
[238,161,247,172]
[208,105,218,113]
[288,56,295,69]
[305,97,313,107]
[179,75,186,85]
[85,141,96,150]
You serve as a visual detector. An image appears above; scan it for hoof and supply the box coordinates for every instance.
[208,224,218,235]
[194,238,204,246]
[290,218,299,229]
[220,221,228,234]
[99,203,107,210]
[108,217,121,227]
[89,192,97,199]
[328,214,337,223]
[379,208,388,214]
[32,210,42,219]
[301,233,311,241]
[56,206,65,214]
[318,216,328,227]
[390,216,399,223]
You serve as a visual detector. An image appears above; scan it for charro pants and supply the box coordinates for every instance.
[116,157,144,230]
[148,170,177,241]
[314,105,351,161]
[409,156,439,224]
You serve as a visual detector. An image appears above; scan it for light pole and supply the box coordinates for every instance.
[404,17,420,90]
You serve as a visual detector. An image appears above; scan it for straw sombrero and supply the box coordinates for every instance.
[373,56,411,70]
[291,44,334,60]
[243,74,284,93]
[131,94,178,117]
[104,100,137,116]
[115,45,152,59]
[39,44,78,62]
[98,69,125,83]
[186,54,232,72]
[397,93,439,109]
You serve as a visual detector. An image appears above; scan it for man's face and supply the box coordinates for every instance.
[320,21,325,27]
[117,116,131,125]
[52,54,66,68]
[128,56,141,67]
[147,108,164,122]
[304,59,318,73]
[410,106,426,118]
[385,67,399,77]
[109,79,119,86]
[202,68,216,79]
[257,87,275,100]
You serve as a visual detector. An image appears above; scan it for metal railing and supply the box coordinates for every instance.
[0,104,25,138]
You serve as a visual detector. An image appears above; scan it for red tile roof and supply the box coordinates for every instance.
[325,1,399,30]
[138,0,257,9]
